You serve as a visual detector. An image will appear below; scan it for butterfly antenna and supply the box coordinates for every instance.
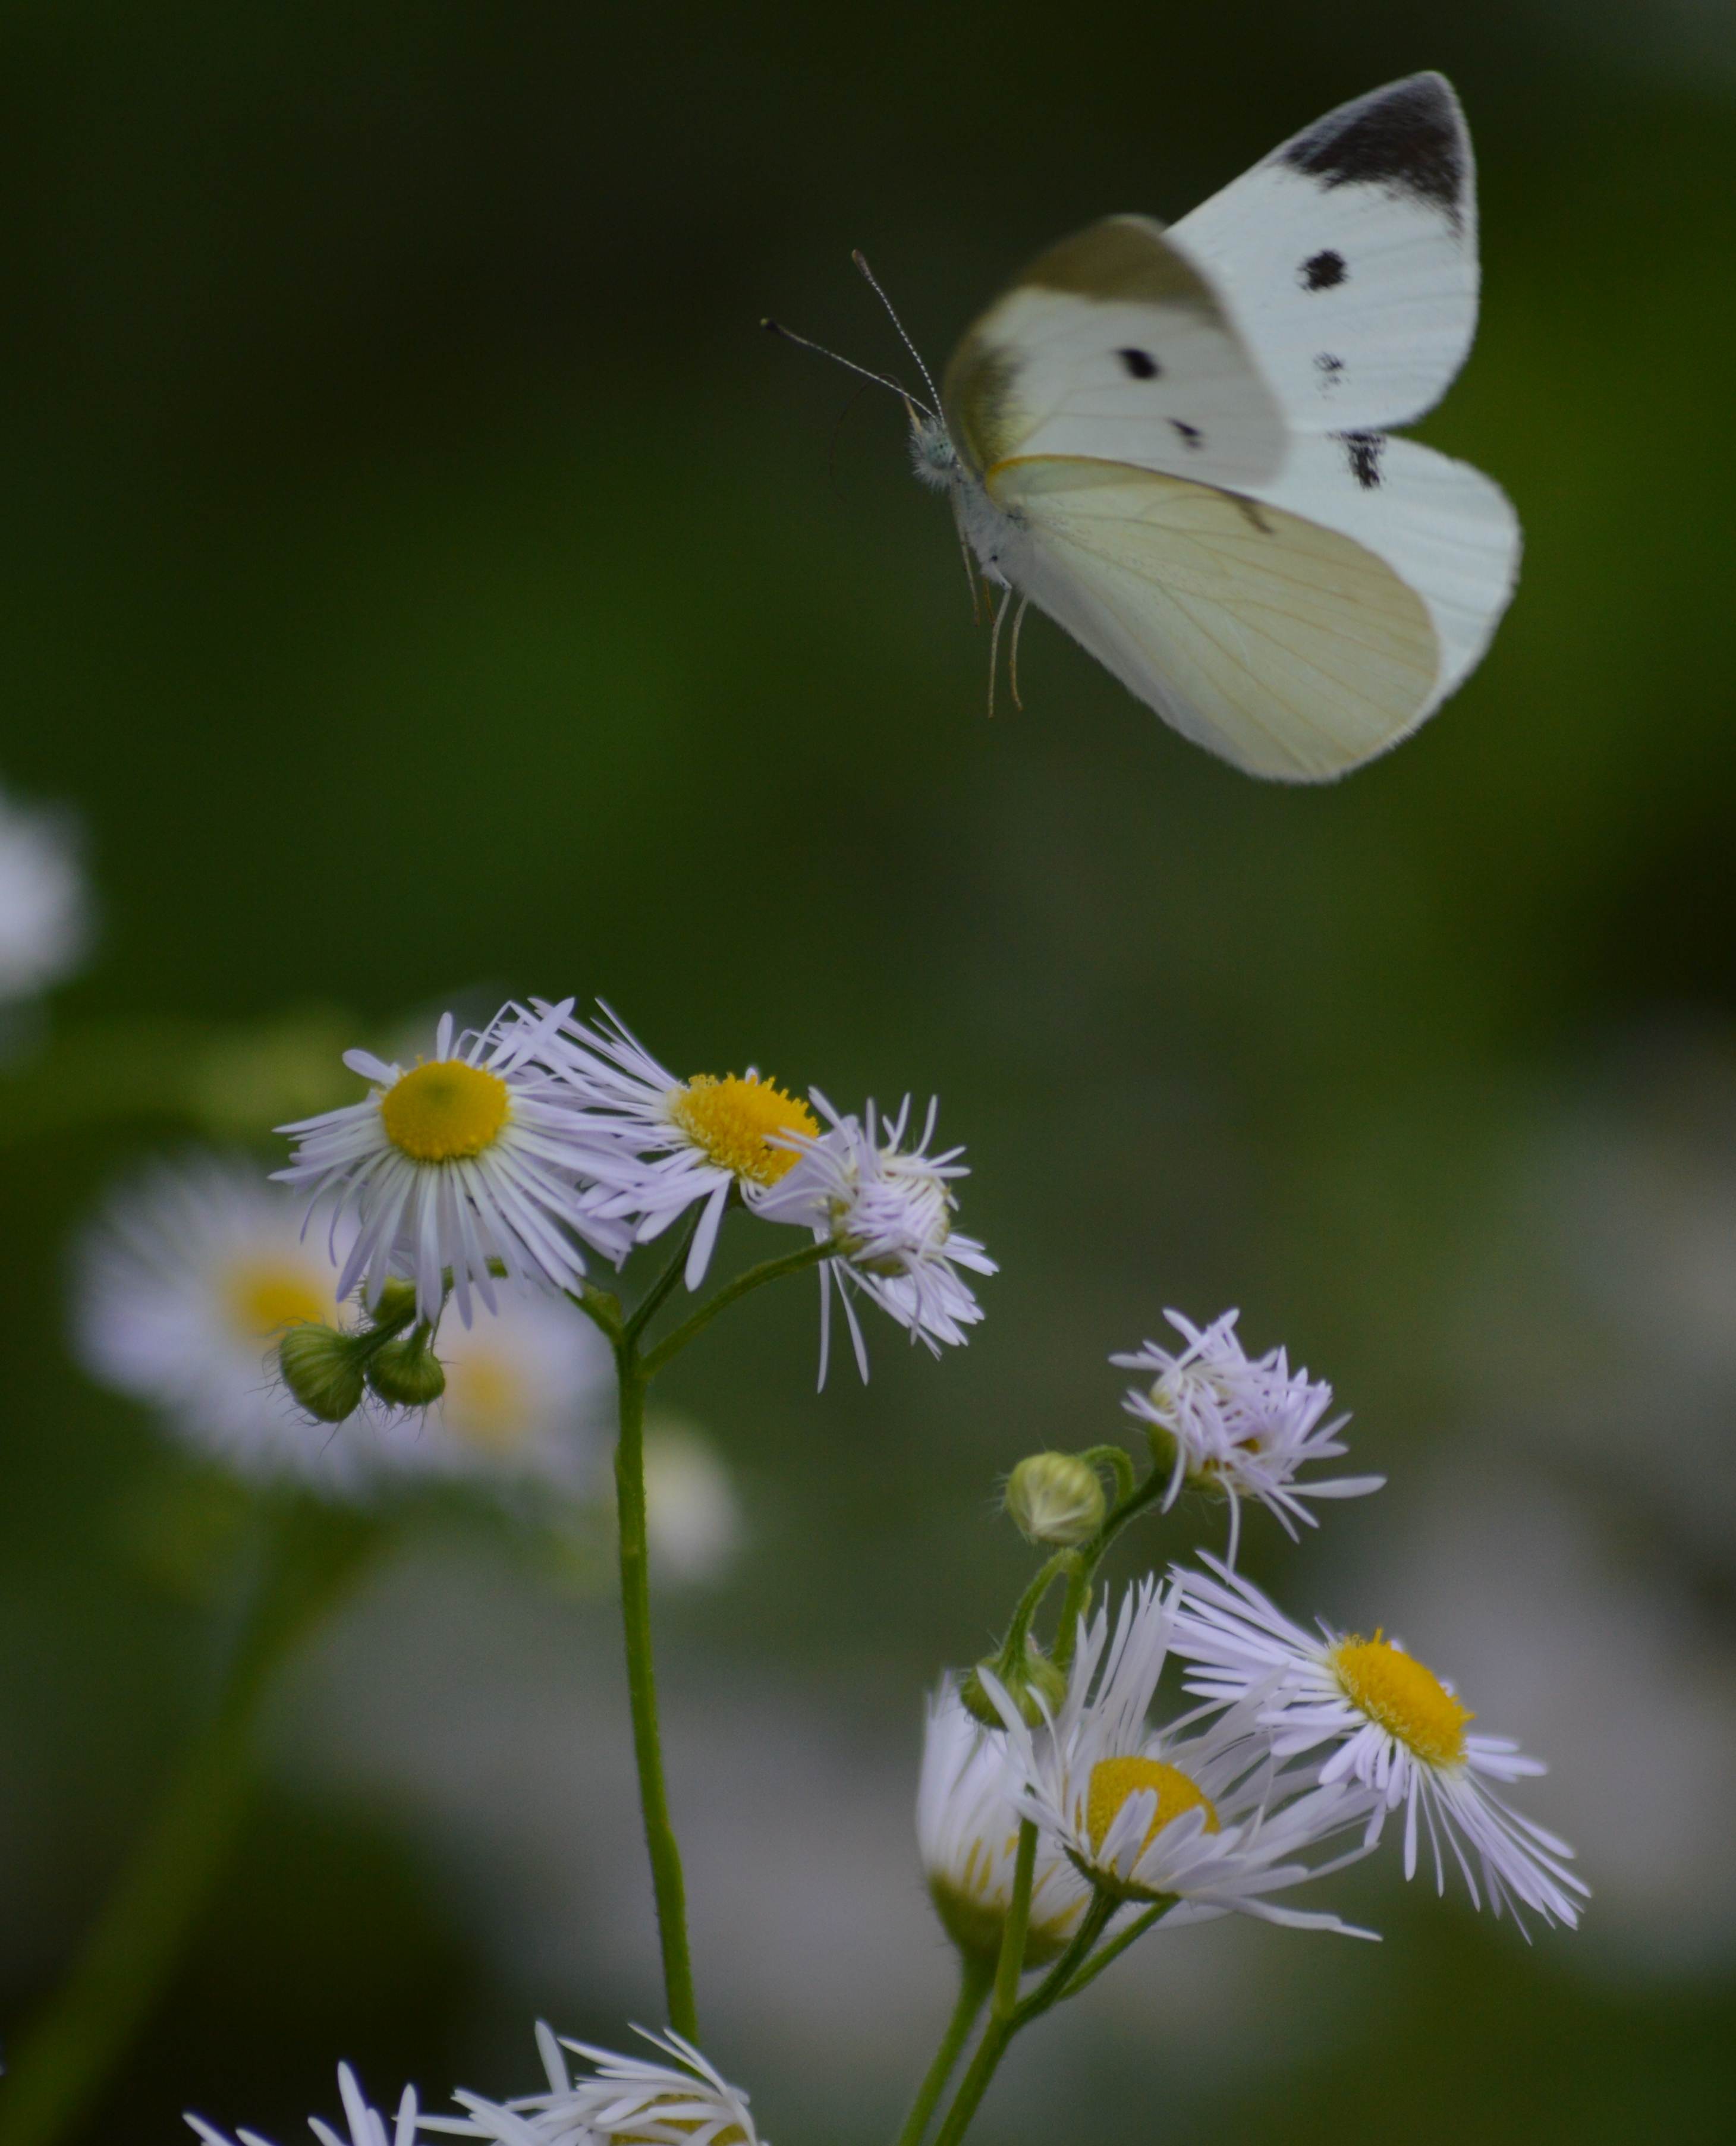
[760,319,932,418]
[851,250,944,415]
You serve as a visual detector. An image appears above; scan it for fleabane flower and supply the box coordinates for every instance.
[536,1002,818,1289]
[1112,1310,1382,1564]
[276,1003,627,1326]
[75,1155,375,1491]
[751,1093,995,1384]
[186,2062,419,2146]
[435,2025,762,2146]
[1170,1557,1587,1933]
[0,779,90,1011]
[919,1675,1090,1966]
[991,1581,1377,1937]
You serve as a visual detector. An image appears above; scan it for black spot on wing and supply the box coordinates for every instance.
[1169,419,1203,449]
[1300,248,1347,291]
[1279,74,1467,232]
[1336,429,1385,489]
[1314,352,1344,386]
[1117,347,1161,379]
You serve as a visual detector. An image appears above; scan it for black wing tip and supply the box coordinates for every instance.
[1278,72,1472,231]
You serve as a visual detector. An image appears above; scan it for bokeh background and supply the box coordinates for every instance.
[4,2,1735,2139]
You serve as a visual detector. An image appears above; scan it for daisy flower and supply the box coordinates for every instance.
[74,1154,380,1493]
[432,2025,761,2146]
[919,1675,1090,1966]
[1112,1310,1382,1564]
[990,1581,1377,1936]
[0,778,89,1011]
[275,1002,628,1326]
[185,2062,419,2146]
[535,1001,819,1290]
[1170,1556,1587,1931]
[751,1093,995,1384]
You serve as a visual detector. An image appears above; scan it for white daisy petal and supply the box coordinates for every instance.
[438,2027,763,2145]
[751,1093,994,1384]
[989,1580,1379,1936]
[1169,1556,1589,1934]
[917,1677,1090,1966]
[276,1003,628,1327]
[533,1002,820,1289]
[184,2064,416,2146]
[1111,1310,1381,1563]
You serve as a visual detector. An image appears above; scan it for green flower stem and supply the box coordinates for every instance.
[1078,1443,1136,1504]
[1055,1896,1175,2001]
[930,1896,1115,2146]
[0,1499,380,2146]
[611,1337,699,2043]
[891,1952,995,2146]
[1000,1552,1072,1663]
[990,1820,1039,2021]
[621,1212,705,1350]
[639,1238,832,1379]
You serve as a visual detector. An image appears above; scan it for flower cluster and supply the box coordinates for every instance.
[272,996,993,1383]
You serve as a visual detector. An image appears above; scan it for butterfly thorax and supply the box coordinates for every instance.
[909,411,1025,591]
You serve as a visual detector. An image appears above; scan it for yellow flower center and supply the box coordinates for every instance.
[226,1262,329,1339]
[1332,1634,1474,1767]
[1086,1756,1219,1859]
[668,1071,817,1186]
[380,1059,510,1162]
[441,1350,530,1455]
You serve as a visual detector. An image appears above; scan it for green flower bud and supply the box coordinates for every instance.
[278,1323,367,1424]
[1004,1452,1106,1546]
[366,1278,419,1330]
[960,1641,1069,1730]
[365,1327,447,1409]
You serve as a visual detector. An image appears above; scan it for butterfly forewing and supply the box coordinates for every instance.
[1166,73,1479,434]
[989,455,1441,782]
[941,215,1288,490]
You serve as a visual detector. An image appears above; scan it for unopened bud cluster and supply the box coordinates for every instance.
[276,1283,445,1423]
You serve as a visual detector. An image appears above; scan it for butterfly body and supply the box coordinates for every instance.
[892,74,1518,783]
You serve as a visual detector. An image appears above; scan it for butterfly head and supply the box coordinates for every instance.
[909,411,960,492]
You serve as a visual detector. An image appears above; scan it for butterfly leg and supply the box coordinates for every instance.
[986,583,1014,718]
[1008,594,1030,712]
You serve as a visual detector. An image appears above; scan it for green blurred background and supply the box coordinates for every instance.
[4,2,1736,2138]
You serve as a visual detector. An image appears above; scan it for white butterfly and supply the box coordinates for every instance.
[775,73,1518,783]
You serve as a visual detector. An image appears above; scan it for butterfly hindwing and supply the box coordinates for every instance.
[1241,430,1520,708]
[1166,72,1479,433]
[941,215,1288,490]
[987,454,1442,782]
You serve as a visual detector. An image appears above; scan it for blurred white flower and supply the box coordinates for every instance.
[185,2061,419,2146]
[643,1417,742,1584]
[992,1581,1377,1936]
[276,1003,627,1326]
[537,1000,819,1289]
[751,1094,995,1384]
[76,1154,377,1493]
[1112,1310,1380,1565]
[1172,1556,1586,1933]
[918,1675,1089,1966]
[410,1283,614,1494]
[441,2025,761,2146]
[0,779,89,1010]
